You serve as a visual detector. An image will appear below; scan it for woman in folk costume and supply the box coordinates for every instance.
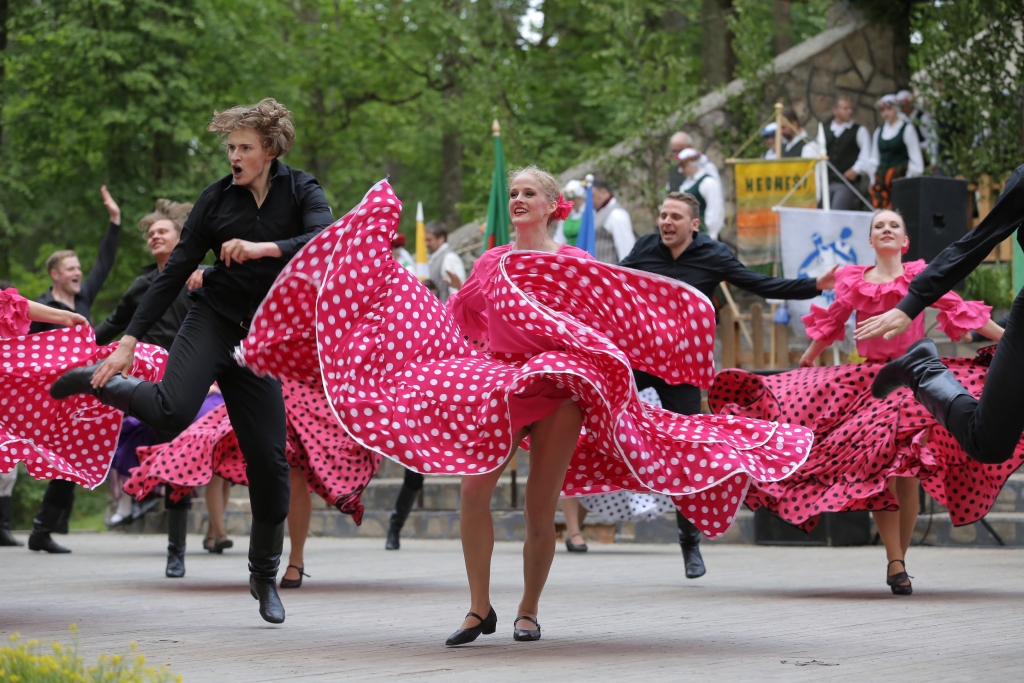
[236,166,814,645]
[709,209,1015,595]
[868,94,925,209]
[0,286,165,547]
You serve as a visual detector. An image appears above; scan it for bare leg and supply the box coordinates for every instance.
[205,474,228,541]
[561,498,586,546]
[871,480,911,588]
[284,468,312,581]
[457,441,516,630]
[895,477,920,558]
[518,401,584,629]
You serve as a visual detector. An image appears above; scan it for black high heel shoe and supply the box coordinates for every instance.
[279,565,309,589]
[445,607,497,647]
[565,532,588,553]
[886,559,913,596]
[513,615,541,642]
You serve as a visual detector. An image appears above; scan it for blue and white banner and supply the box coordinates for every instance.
[777,207,874,340]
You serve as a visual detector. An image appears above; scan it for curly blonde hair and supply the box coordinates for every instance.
[139,199,193,236]
[208,98,296,158]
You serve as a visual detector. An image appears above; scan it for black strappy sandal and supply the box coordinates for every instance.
[513,615,542,642]
[445,607,497,646]
[886,559,913,595]
[565,532,588,553]
[279,565,309,589]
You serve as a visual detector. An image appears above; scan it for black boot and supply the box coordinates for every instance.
[165,507,188,578]
[385,480,421,550]
[0,496,23,547]
[676,512,706,579]
[49,363,145,413]
[248,519,286,624]
[871,338,971,428]
[27,502,72,553]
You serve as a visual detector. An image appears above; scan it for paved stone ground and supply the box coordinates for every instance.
[3,534,1023,682]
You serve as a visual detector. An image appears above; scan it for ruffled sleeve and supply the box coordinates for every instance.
[0,288,31,339]
[446,255,492,351]
[932,290,992,341]
[801,299,853,345]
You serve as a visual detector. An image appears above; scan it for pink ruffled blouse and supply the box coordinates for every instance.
[0,288,31,339]
[448,243,594,355]
[802,260,991,362]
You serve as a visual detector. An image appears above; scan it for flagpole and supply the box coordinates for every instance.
[415,201,429,280]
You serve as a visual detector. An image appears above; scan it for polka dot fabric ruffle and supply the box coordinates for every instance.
[0,326,166,489]
[708,347,1024,530]
[237,180,814,539]
[124,379,379,523]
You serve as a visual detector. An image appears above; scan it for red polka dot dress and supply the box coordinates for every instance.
[0,287,167,489]
[709,261,1022,531]
[235,181,814,539]
[124,378,380,524]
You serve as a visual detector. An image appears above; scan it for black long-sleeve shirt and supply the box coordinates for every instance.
[30,221,121,333]
[619,231,821,301]
[896,163,1024,320]
[124,160,332,339]
[95,264,207,350]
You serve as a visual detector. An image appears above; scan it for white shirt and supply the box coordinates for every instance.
[826,119,873,177]
[681,174,724,240]
[908,107,939,163]
[601,198,636,261]
[442,250,465,291]
[868,119,925,178]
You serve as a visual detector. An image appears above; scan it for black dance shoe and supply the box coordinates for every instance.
[27,502,71,554]
[886,559,913,596]
[681,542,706,579]
[445,607,497,646]
[512,615,542,642]
[249,520,286,624]
[279,565,309,589]
[565,532,588,553]
[49,363,144,413]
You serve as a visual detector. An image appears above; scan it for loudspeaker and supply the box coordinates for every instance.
[891,176,969,263]
[753,508,872,546]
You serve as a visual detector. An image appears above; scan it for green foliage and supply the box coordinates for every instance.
[964,262,1014,311]
[8,465,110,531]
[910,0,1024,180]
[0,627,181,682]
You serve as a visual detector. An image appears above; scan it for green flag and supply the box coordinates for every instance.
[484,119,510,249]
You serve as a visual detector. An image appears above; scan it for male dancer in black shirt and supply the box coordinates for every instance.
[619,191,837,577]
[52,99,333,624]
[26,187,122,554]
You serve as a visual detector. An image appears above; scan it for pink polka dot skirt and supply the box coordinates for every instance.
[236,181,815,539]
[0,326,166,489]
[709,345,1024,531]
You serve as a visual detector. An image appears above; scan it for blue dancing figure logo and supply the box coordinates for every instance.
[797,227,857,304]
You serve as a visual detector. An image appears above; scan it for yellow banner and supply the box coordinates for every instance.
[733,159,817,266]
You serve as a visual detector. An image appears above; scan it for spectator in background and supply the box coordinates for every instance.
[868,94,924,209]
[821,96,872,210]
[761,123,779,158]
[677,148,725,240]
[391,234,415,272]
[667,131,721,193]
[896,90,938,170]
[27,186,123,555]
[552,180,586,246]
[591,179,636,264]
[424,221,466,303]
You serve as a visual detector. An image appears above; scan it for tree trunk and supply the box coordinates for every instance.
[701,0,735,89]
[773,0,792,56]
[439,85,463,228]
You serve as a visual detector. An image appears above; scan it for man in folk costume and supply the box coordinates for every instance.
[424,221,466,303]
[667,131,721,193]
[868,94,925,209]
[822,95,873,211]
[591,179,636,264]
[896,89,938,170]
[677,148,725,241]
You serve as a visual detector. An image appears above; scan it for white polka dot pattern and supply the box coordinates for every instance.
[238,181,814,539]
[0,326,167,489]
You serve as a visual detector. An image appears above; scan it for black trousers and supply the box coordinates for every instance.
[945,286,1024,464]
[42,479,76,509]
[128,301,290,525]
[633,371,702,541]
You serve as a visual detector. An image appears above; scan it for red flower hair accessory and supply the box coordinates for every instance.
[553,194,574,221]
